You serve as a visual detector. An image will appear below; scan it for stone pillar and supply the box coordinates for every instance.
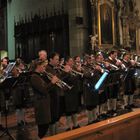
[90,0,98,35]
[68,0,88,57]
[136,28,140,53]
[118,0,123,46]
[122,16,130,48]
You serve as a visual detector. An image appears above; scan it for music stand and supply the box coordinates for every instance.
[12,71,31,88]
[0,63,16,140]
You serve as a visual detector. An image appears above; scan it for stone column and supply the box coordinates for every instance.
[117,0,123,46]
[90,0,98,35]
[136,26,140,53]
[121,16,130,48]
[68,0,88,57]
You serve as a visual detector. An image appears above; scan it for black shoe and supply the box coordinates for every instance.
[106,112,112,118]
[124,105,132,111]
[0,124,5,131]
[130,104,138,108]
[112,110,117,117]
[73,125,80,129]
[98,115,103,121]
[107,110,113,115]
[101,113,108,119]
[66,128,71,131]
[87,119,99,125]
[87,121,93,125]
[92,119,100,123]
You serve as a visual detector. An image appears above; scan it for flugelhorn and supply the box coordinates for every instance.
[43,70,73,90]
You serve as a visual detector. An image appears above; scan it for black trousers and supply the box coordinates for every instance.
[38,124,49,138]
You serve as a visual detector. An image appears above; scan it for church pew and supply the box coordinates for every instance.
[42,109,140,140]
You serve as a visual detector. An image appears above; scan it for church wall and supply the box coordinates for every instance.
[7,0,65,60]
[7,0,88,60]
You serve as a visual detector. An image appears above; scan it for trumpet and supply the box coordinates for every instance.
[115,58,127,70]
[71,69,84,77]
[102,61,119,70]
[135,61,140,67]
[59,64,84,77]
[43,70,73,90]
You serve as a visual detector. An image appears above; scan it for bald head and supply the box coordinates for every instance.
[38,50,47,61]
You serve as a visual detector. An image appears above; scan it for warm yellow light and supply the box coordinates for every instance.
[0,50,8,59]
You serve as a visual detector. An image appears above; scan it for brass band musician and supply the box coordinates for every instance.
[82,55,100,124]
[122,52,136,110]
[62,56,80,130]
[30,60,59,139]
[106,50,121,115]
[95,53,108,119]
[45,52,62,135]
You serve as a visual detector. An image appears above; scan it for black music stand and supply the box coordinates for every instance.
[0,63,16,140]
[0,77,17,140]
[12,71,31,88]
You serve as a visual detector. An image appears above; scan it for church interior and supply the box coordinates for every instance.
[1,0,140,140]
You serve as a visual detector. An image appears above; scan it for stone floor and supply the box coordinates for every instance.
[1,92,140,140]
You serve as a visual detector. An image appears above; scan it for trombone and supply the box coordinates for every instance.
[43,70,73,90]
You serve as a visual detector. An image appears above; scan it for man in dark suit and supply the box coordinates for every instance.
[45,52,63,135]
[106,50,121,115]
[30,60,59,138]
[122,53,136,110]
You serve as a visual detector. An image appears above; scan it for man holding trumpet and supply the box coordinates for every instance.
[45,52,64,135]
[30,60,59,139]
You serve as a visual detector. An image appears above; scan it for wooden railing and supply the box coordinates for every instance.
[42,109,140,140]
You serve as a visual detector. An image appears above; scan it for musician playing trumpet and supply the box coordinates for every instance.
[30,60,59,139]
[61,56,80,130]
[95,53,109,119]
[106,50,121,116]
[82,55,100,124]
[45,52,64,135]
[122,53,136,110]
